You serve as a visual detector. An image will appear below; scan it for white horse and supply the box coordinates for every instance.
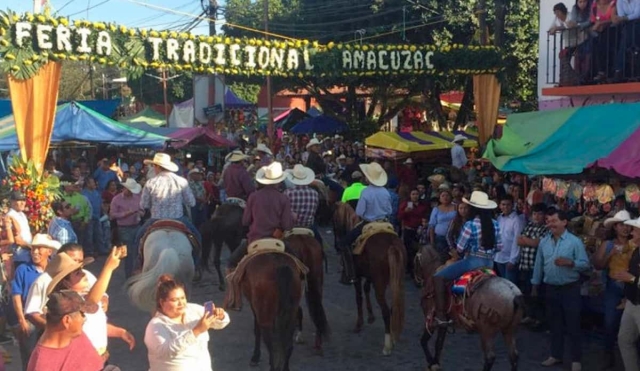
[125,229,195,313]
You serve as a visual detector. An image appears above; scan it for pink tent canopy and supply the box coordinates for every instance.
[168,127,236,149]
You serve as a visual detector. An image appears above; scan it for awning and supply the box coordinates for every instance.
[365,130,477,153]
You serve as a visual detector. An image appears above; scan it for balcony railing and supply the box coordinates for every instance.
[545,20,640,87]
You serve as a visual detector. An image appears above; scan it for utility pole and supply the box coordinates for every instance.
[33,0,43,13]
[145,71,182,126]
[264,0,274,144]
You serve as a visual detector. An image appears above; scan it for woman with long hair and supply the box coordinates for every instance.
[444,202,470,262]
[434,191,502,280]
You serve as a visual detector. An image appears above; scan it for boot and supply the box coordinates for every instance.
[340,248,356,285]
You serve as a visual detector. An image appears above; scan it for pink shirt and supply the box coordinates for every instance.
[27,333,103,371]
[110,192,143,227]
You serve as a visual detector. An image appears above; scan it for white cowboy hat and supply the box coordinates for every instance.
[256,161,287,185]
[121,178,142,194]
[606,210,632,228]
[463,191,497,209]
[30,234,61,250]
[322,151,333,157]
[403,158,413,164]
[306,138,321,149]
[337,154,346,160]
[143,153,178,172]
[359,162,388,187]
[188,168,203,177]
[452,134,467,143]
[625,217,640,229]
[334,134,343,139]
[256,143,273,155]
[225,150,248,163]
[286,164,315,186]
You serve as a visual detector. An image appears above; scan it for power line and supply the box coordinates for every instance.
[56,0,78,14]
[65,0,111,17]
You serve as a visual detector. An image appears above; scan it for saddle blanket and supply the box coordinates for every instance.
[353,222,397,255]
[452,268,496,295]
[225,197,246,208]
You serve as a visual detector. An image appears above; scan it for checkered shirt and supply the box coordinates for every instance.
[518,222,549,271]
[456,216,503,255]
[284,185,319,228]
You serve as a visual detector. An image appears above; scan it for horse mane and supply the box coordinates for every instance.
[333,202,359,235]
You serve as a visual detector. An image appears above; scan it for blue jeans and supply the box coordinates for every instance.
[311,224,324,246]
[84,218,106,254]
[343,221,365,251]
[434,255,494,280]
[118,225,139,278]
[603,278,624,352]
[495,262,518,284]
[190,204,208,230]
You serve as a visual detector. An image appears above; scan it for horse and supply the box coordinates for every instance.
[285,233,330,354]
[228,253,304,371]
[418,245,524,371]
[200,202,245,290]
[311,179,340,227]
[333,203,406,356]
[126,229,195,313]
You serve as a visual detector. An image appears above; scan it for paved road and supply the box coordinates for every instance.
[4,228,623,370]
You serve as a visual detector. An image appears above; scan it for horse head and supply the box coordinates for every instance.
[332,202,359,238]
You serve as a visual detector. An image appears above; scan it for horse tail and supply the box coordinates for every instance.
[305,249,330,341]
[512,294,526,324]
[199,220,214,270]
[388,238,406,342]
[271,265,298,371]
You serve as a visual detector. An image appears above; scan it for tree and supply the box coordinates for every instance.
[128,71,194,105]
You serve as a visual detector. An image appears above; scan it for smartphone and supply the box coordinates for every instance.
[204,301,214,315]
[118,245,128,258]
[407,201,414,208]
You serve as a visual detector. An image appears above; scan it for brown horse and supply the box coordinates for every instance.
[418,245,524,371]
[231,253,304,371]
[311,180,340,227]
[286,234,330,354]
[333,203,406,355]
[200,203,245,290]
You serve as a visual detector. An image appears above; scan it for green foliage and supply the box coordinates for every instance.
[128,71,194,105]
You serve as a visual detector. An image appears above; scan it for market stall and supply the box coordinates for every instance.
[120,107,167,127]
[365,129,478,160]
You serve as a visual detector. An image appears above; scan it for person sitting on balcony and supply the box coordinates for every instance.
[591,0,618,82]
[612,0,640,80]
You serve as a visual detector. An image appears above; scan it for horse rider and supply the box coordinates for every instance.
[341,170,366,210]
[222,150,255,203]
[226,161,295,271]
[134,153,201,258]
[284,164,323,246]
[341,162,392,285]
[306,138,344,199]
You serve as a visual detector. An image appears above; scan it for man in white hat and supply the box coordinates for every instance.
[256,143,274,167]
[227,162,294,270]
[397,157,417,189]
[222,150,255,202]
[305,138,326,177]
[341,162,392,285]
[110,178,144,278]
[135,152,200,257]
[284,165,323,245]
[451,134,468,169]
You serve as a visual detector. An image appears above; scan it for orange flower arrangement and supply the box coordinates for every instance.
[1,156,61,233]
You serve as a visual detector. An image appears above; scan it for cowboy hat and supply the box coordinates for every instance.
[359,162,388,187]
[29,234,61,250]
[625,217,640,229]
[256,143,273,156]
[605,210,632,228]
[46,252,94,295]
[306,138,321,149]
[188,168,203,177]
[428,174,446,184]
[322,151,333,157]
[286,164,315,186]
[403,158,413,164]
[256,161,287,185]
[334,134,343,139]
[452,134,467,143]
[351,171,363,179]
[463,191,497,209]
[225,150,248,163]
[143,153,178,172]
[121,178,142,194]
[337,154,346,160]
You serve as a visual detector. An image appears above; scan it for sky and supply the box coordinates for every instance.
[4,0,225,35]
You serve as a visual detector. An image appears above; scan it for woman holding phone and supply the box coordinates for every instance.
[145,275,229,371]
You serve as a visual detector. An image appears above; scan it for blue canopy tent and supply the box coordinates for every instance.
[0,99,121,118]
[0,100,11,118]
[290,115,349,134]
[225,88,255,108]
[0,102,168,150]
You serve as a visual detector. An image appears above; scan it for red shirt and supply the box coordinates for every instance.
[27,332,103,371]
[397,166,418,189]
[397,200,428,229]
[223,163,255,200]
[243,185,294,243]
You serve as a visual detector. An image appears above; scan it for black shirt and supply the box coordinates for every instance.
[624,248,640,305]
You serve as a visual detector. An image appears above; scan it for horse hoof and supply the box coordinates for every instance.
[367,316,375,324]
[294,331,305,344]
[382,347,392,356]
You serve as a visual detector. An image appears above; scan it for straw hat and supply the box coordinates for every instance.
[29,234,61,251]
[256,161,287,185]
[359,162,388,187]
[452,134,467,143]
[604,210,632,228]
[337,154,346,160]
[428,174,446,184]
[121,178,142,194]
[188,168,203,177]
[403,158,413,164]
[306,138,321,149]
[625,217,640,229]
[225,150,248,163]
[286,165,315,186]
[462,191,497,210]
[256,143,273,155]
[46,252,94,295]
[143,153,178,172]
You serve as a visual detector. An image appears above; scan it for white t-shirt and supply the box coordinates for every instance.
[84,297,108,353]
[8,209,32,263]
[24,270,97,315]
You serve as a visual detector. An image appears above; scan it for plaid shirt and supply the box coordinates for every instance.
[518,222,549,271]
[284,185,319,228]
[140,171,196,219]
[48,217,77,245]
[456,216,503,256]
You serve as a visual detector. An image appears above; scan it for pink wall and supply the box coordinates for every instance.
[539,94,640,110]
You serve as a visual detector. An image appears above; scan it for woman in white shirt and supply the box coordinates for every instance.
[144,275,229,371]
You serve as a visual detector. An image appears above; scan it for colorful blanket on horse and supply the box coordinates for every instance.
[134,219,200,274]
[353,222,397,255]
[452,268,496,295]
[224,245,309,310]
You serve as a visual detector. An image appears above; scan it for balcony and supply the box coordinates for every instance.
[542,20,640,97]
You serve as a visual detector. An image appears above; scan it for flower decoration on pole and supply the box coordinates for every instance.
[0,156,61,232]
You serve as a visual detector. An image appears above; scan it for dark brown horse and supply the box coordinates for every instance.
[333,203,406,355]
[200,203,245,290]
[286,233,330,354]
[233,253,303,371]
[311,180,340,227]
[418,245,524,371]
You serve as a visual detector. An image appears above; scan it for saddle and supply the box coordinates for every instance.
[284,228,315,238]
[353,222,397,255]
[450,268,496,330]
[225,238,309,310]
[225,197,247,208]
[134,220,201,275]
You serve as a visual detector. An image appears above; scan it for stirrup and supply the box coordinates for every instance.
[434,317,453,327]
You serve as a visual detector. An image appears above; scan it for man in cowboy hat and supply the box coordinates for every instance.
[451,134,468,169]
[134,152,200,256]
[305,138,326,177]
[256,143,274,167]
[341,171,366,210]
[222,150,255,201]
[340,162,392,284]
[284,165,323,245]
[226,162,294,270]
[110,178,144,278]
[397,157,417,189]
